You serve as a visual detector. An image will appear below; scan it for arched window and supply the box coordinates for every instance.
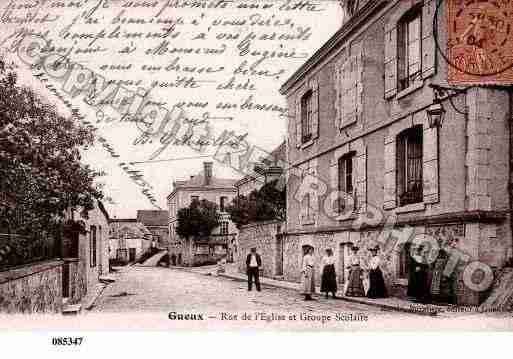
[397,125,423,206]
[398,6,422,91]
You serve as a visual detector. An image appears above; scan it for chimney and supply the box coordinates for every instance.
[203,162,213,185]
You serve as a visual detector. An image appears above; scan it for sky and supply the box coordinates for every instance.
[1,0,343,218]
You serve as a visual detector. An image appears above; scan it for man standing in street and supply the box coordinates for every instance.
[246,247,262,292]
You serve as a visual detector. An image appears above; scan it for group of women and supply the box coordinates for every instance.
[301,245,388,301]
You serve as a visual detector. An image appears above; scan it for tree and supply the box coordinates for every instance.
[0,58,104,236]
[226,179,286,228]
[176,199,220,240]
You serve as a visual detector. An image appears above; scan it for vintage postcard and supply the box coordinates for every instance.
[1,0,513,337]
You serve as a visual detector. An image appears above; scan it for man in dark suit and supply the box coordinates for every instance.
[246,247,262,291]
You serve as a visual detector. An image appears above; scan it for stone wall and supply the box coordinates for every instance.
[283,220,506,305]
[0,260,63,313]
[237,221,283,278]
[63,258,86,304]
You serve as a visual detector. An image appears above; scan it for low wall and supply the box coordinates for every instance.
[237,221,284,278]
[63,258,87,304]
[0,260,63,313]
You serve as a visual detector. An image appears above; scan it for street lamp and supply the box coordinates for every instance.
[426,100,446,128]
[427,84,469,128]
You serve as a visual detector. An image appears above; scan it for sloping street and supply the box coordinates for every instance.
[86,266,513,331]
[91,266,381,314]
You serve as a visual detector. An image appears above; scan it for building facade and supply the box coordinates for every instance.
[108,219,154,264]
[280,0,512,305]
[235,141,286,197]
[136,210,169,249]
[167,162,238,266]
[61,201,110,307]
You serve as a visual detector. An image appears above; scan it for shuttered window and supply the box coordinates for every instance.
[337,153,355,212]
[398,8,422,91]
[301,90,313,143]
[397,126,423,206]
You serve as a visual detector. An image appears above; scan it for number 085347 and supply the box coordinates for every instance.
[51,337,83,346]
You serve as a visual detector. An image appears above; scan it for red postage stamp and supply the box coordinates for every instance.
[447,0,513,85]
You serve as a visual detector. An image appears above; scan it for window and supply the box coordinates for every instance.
[300,90,313,143]
[398,8,422,91]
[191,195,199,203]
[90,225,97,267]
[337,152,356,212]
[397,126,423,206]
[220,196,227,212]
[220,221,229,235]
[303,193,312,220]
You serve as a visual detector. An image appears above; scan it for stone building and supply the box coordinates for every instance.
[167,162,238,266]
[280,0,513,305]
[61,201,111,305]
[235,141,286,197]
[136,210,169,249]
[108,219,154,264]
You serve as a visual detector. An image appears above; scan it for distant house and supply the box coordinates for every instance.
[108,219,154,264]
[167,162,238,266]
[234,141,286,197]
[136,210,169,249]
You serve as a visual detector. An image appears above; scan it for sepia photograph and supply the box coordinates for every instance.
[1,0,513,346]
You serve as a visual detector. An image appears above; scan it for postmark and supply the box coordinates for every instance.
[445,0,513,85]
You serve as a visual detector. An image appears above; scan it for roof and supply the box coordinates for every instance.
[97,200,110,221]
[136,210,169,227]
[175,174,237,189]
[235,141,286,187]
[109,218,138,223]
[280,0,386,95]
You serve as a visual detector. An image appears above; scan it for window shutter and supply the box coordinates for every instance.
[330,162,340,214]
[383,136,397,209]
[311,79,319,140]
[295,97,301,148]
[340,58,351,127]
[423,126,439,203]
[421,0,436,78]
[334,63,342,128]
[356,52,364,119]
[384,28,398,99]
[355,147,367,213]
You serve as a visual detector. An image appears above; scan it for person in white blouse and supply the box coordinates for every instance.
[320,248,337,299]
[301,247,315,301]
[366,246,388,298]
[345,245,365,297]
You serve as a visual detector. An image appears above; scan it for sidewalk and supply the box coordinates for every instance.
[172,263,446,317]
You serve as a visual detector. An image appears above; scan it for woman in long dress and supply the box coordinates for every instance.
[301,247,315,301]
[407,245,430,303]
[430,250,455,304]
[345,246,365,297]
[320,248,337,299]
[367,246,388,298]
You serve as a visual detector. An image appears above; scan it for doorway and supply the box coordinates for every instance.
[338,243,350,286]
[129,248,136,262]
[275,235,284,276]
